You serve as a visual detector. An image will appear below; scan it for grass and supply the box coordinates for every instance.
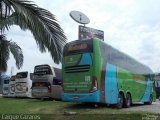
[0,97,159,120]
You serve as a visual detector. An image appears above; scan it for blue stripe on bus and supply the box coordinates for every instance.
[79,53,92,65]
[140,79,151,102]
[62,90,100,102]
[105,63,119,104]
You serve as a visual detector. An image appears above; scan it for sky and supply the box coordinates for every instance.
[5,0,160,75]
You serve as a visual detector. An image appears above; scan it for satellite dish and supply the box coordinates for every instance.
[70,11,90,25]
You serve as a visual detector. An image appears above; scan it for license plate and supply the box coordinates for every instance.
[33,89,47,93]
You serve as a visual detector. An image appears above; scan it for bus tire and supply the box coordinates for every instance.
[116,93,123,109]
[144,95,153,105]
[124,93,131,108]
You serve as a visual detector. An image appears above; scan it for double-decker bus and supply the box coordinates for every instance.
[8,75,16,97]
[15,71,32,97]
[62,38,156,108]
[32,64,62,99]
[2,76,10,97]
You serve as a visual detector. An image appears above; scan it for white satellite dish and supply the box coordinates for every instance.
[70,11,90,25]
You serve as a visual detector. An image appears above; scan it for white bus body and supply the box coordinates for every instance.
[32,64,62,99]
[8,75,16,97]
[15,71,32,98]
[2,76,10,97]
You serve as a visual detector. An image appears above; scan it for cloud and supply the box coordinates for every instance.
[5,0,160,75]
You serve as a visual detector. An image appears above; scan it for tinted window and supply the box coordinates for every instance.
[100,42,110,61]
[34,65,52,75]
[4,80,9,84]
[64,39,93,56]
[16,72,28,78]
[99,41,152,74]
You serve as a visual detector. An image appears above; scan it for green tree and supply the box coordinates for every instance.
[0,34,23,72]
[0,0,67,70]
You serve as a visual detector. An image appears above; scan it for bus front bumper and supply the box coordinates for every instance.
[62,90,100,102]
[15,92,31,97]
[32,92,51,98]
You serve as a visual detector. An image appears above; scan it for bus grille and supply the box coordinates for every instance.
[65,65,90,73]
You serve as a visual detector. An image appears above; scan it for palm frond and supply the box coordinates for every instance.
[9,40,23,69]
[0,34,23,71]
[1,0,67,63]
[0,35,9,71]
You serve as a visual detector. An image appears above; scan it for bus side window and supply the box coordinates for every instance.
[30,73,33,81]
[53,77,62,85]
[154,81,158,87]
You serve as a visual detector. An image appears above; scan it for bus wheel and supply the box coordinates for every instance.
[144,95,153,105]
[116,93,123,109]
[124,93,131,108]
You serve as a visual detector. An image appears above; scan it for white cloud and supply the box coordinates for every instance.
[5,0,160,75]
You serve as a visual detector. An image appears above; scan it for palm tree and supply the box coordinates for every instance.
[0,34,23,72]
[0,0,67,65]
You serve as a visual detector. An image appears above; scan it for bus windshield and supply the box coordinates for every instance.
[34,65,52,75]
[16,72,28,79]
[63,39,93,56]
[4,80,9,84]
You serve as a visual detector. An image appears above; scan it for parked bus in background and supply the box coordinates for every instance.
[152,73,160,99]
[15,71,32,98]
[155,80,160,99]
[8,75,16,97]
[52,69,62,99]
[62,38,156,108]
[0,72,3,94]
[2,76,10,97]
[32,64,62,99]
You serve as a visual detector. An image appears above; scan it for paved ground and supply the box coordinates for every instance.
[123,99,160,114]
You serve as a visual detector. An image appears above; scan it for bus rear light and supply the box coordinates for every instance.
[48,83,52,93]
[89,76,98,92]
